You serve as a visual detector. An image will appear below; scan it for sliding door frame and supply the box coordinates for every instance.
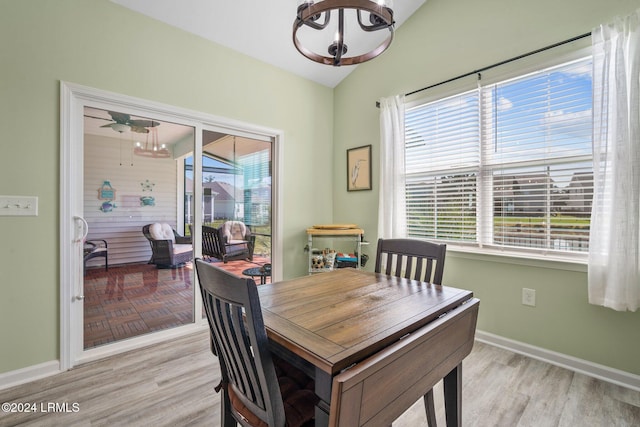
[60,81,284,370]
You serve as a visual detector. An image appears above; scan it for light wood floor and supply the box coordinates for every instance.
[1,330,639,426]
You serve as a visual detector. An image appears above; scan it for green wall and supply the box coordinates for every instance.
[333,0,640,375]
[0,0,332,374]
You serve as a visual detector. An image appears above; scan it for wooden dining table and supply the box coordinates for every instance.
[257,268,477,426]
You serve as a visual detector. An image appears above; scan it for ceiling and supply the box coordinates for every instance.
[110,0,427,88]
[84,107,194,146]
[84,107,268,161]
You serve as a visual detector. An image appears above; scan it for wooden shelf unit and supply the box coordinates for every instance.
[306,227,365,274]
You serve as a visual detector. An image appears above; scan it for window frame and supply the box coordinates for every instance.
[402,50,594,264]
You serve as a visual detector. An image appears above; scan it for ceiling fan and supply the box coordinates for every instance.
[92,111,160,134]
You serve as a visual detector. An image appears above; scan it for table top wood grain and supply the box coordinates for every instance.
[258,268,473,376]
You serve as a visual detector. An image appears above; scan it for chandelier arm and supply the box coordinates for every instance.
[293,27,336,66]
[296,10,330,31]
[337,28,393,65]
[293,25,393,66]
[356,9,394,32]
[334,8,345,65]
[299,0,393,24]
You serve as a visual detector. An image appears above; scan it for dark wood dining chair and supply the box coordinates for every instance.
[374,238,447,427]
[374,238,446,285]
[194,259,318,427]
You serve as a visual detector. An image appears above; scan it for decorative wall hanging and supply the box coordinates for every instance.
[98,180,116,200]
[140,196,155,207]
[140,179,155,192]
[347,145,372,191]
[100,200,116,212]
[139,179,155,206]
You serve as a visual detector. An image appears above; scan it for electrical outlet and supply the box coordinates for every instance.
[522,288,536,307]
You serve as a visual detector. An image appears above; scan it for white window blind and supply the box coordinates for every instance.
[406,90,479,242]
[404,57,593,254]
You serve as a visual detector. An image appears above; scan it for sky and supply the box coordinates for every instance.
[405,57,593,190]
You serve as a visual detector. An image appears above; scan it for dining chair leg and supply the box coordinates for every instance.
[424,389,437,427]
[220,391,236,427]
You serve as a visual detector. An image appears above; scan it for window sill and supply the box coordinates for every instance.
[446,244,588,273]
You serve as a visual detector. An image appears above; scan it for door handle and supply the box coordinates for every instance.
[73,216,88,301]
[73,215,88,242]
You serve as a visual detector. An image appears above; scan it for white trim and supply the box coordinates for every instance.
[60,81,284,370]
[272,131,284,282]
[476,330,640,392]
[0,361,60,391]
[76,324,208,366]
[448,246,588,273]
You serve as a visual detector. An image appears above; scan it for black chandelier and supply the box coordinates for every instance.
[294,0,395,66]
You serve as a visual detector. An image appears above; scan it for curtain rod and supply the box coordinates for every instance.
[376,32,591,108]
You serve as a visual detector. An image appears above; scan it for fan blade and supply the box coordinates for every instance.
[108,111,130,124]
[100,123,114,128]
[129,119,160,128]
[84,114,112,122]
[130,126,150,134]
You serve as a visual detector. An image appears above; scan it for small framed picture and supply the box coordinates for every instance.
[347,145,372,191]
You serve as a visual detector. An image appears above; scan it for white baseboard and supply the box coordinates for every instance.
[0,360,61,391]
[476,330,640,392]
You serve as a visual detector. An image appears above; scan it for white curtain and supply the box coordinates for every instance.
[589,9,640,312]
[378,95,406,239]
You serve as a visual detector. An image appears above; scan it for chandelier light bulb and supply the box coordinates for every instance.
[132,125,170,159]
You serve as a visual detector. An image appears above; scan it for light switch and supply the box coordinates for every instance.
[0,195,38,216]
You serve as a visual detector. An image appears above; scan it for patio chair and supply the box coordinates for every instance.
[202,221,255,263]
[194,259,318,427]
[374,238,447,427]
[142,223,193,268]
[83,239,108,275]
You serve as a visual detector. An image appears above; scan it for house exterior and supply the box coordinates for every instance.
[565,172,594,215]
[185,179,239,223]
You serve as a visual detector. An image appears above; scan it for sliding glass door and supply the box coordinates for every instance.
[61,82,282,370]
[184,131,273,272]
[82,106,196,350]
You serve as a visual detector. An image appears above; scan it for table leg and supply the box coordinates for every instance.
[268,342,330,426]
[443,363,462,427]
[314,366,331,427]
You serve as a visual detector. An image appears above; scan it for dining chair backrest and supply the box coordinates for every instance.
[374,238,447,284]
[195,258,286,426]
[328,298,480,427]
